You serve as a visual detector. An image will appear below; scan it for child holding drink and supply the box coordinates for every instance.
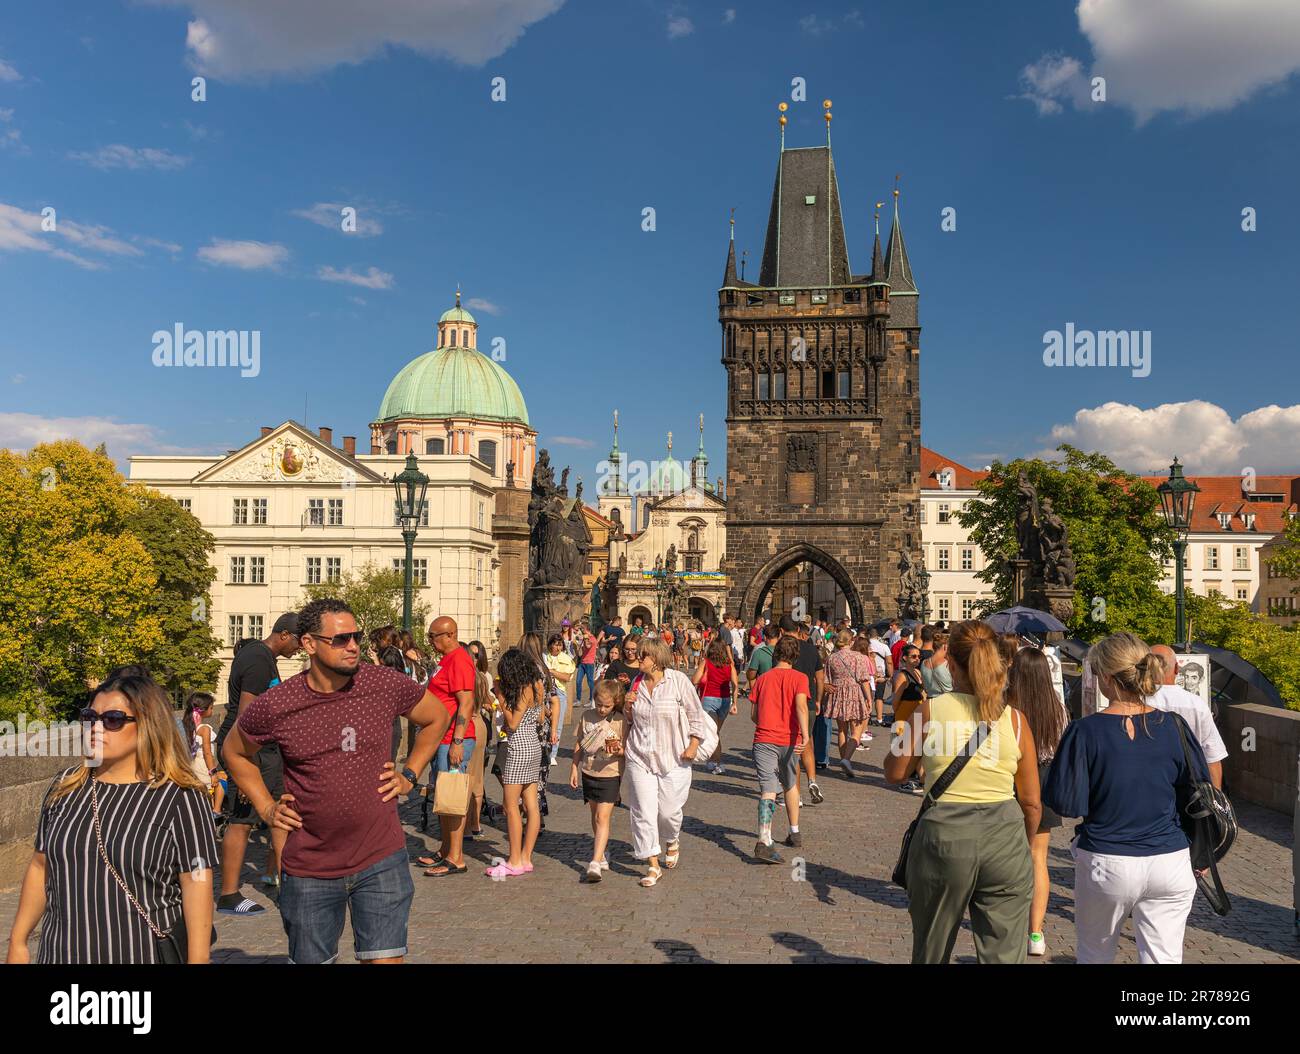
[570,679,628,882]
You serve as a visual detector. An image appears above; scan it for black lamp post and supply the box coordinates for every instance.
[392,453,429,633]
[1156,457,1200,650]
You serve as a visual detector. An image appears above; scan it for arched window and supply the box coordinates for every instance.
[450,329,457,347]
[462,329,469,347]
[385,437,398,454]
[478,439,497,472]
[426,438,445,455]
[773,369,786,400]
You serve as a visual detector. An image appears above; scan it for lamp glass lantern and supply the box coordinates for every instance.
[1156,457,1199,536]
[393,454,429,526]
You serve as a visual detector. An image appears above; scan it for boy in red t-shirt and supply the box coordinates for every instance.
[748,635,810,864]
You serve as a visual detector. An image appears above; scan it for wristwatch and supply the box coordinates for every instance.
[401,767,418,785]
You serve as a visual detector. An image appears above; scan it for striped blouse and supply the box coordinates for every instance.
[623,668,709,776]
[35,769,218,964]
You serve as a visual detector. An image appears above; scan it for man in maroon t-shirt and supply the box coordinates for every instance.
[224,598,451,964]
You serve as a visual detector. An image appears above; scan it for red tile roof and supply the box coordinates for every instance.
[1137,474,1299,535]
[920,447,989,491]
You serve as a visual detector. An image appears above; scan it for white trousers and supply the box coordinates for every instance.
[622,758,692,860]
[1073,846,1197,963]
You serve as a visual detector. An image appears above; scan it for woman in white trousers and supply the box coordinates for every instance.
[621,637,708,888]
[1044,632,1210,963]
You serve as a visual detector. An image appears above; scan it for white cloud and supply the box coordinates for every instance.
[1014,53,1091,116]
[722,8,736,24]
[292,201,384,236]
[667,8,694,38]
[68,144,192,171]
[548,435,594,448]
[0,412,196,460]
[0,203,148,269]
[197,238,289,270]
[800,14,834,35]
[1039,400,1300,475]
[134,235,183,254]
[0,58,20,82]
[0,107,23,152]
[144,0,565,79]
[1019,0,1300,123]
[465,296,501,315]
[844,9,865,30]
[317,264,394,289]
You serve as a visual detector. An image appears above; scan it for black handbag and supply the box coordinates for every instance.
[1171,714,1236,916]
[891,723,988,889]
[91,778,217,962]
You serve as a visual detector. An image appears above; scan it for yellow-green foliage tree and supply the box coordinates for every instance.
[0,442,164,720]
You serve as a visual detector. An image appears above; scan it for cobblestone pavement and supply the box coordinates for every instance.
[5,712,1296,964]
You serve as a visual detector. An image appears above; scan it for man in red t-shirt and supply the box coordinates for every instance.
[225,599,452,964]
[410,616,479,876]
[748,635,810,864]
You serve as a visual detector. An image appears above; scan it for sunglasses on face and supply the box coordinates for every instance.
[79,709,137,732]
[310,630,365,648]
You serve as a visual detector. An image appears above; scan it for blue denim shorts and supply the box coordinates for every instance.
[434,737,476,773]
[701,696,731,722]
[279,848,414,963]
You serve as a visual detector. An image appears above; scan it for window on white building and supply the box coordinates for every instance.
[937,597,950,621]
[960,548,974,571]
[250,556,265,585]
[1235,586,1249,601]
[478,502,485,531]
[393,500,429,527]
[918,503,926,523]
[252,498,268,524]
[232,498,248,525]
[937,503,950,524]
[961,598,976,619]
[936,548,950,571]
[326,498,343,526]
[177,498,192,512]
[1206,546,1219,570]
[227,615,244,647]
[305,557,321,584]
[326,557,342,582]
[248,615,264,638]
[229,556,246,584]
[1234,546,1249,570]
[391,559,427,586]
[307,499,324,526]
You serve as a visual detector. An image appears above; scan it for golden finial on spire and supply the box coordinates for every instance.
[894,172,901,200]
[874,201,884,235]
[667,430,673,454]
[455,283,461,306]
[823,99,833,122]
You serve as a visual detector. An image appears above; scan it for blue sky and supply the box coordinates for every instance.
[2,0,1299,486]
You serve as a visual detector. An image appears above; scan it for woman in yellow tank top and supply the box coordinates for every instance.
[884,620,1042,963]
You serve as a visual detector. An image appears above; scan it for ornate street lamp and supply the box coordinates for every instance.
[1156,457,1200,650]
[392,453,429,632]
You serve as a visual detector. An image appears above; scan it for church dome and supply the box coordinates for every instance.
[376,347,530,425]
[652,454,688,493]
[439,303,476,325]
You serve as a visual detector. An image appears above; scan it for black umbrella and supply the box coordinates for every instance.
[983,606,1068,636]
[1186,643,1286,710]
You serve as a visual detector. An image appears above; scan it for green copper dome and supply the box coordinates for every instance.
[439,304,476,325]
[376,347,529,425]
[652,455,688,493]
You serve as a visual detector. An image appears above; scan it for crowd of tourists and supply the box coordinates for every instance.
[5,600,1231,966]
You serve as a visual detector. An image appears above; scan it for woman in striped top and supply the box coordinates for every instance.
[6,674,218,964]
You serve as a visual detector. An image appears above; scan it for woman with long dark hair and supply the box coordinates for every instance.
[8,675,217,963]
[465,639,492,837]
[692,637,738,774]
[1008,648,1069,957]
[488,648,546,877]
[884,621,1041,964]
[519,632,560,825]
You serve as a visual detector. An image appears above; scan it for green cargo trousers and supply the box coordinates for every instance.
[905,798,1033,964]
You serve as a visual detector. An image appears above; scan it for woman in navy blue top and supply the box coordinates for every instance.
[1043,632,1210,964]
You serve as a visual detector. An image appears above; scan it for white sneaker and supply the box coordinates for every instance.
[584,861,603,883]
[1028,932,1046,957]
[596,858,610,871]
[714,764,726,775]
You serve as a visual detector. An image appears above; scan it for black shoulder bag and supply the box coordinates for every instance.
[891,722,988,890]
[1172,713,1236,917]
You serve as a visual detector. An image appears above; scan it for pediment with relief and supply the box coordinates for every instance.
[195,424,383,485]
[647,486,726,513]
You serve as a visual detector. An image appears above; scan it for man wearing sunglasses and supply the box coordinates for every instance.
[215,612,301,917]
[222,599,452,964]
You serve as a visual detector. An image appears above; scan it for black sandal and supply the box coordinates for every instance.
[415,852,446,868]
[423,862,468,877]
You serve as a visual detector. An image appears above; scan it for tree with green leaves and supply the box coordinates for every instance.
[0,441,164,720]
[1184,593,1300,710]
[954,445,1177,642]
[299,562,431,643]
[1265,513,1300,584]
[123,487,222,700]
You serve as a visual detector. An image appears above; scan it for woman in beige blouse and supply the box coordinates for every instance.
[621,637,709,887]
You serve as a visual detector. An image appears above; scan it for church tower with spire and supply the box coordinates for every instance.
[719,104,921,625]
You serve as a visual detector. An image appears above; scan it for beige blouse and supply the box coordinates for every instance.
[623,668,709,776]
